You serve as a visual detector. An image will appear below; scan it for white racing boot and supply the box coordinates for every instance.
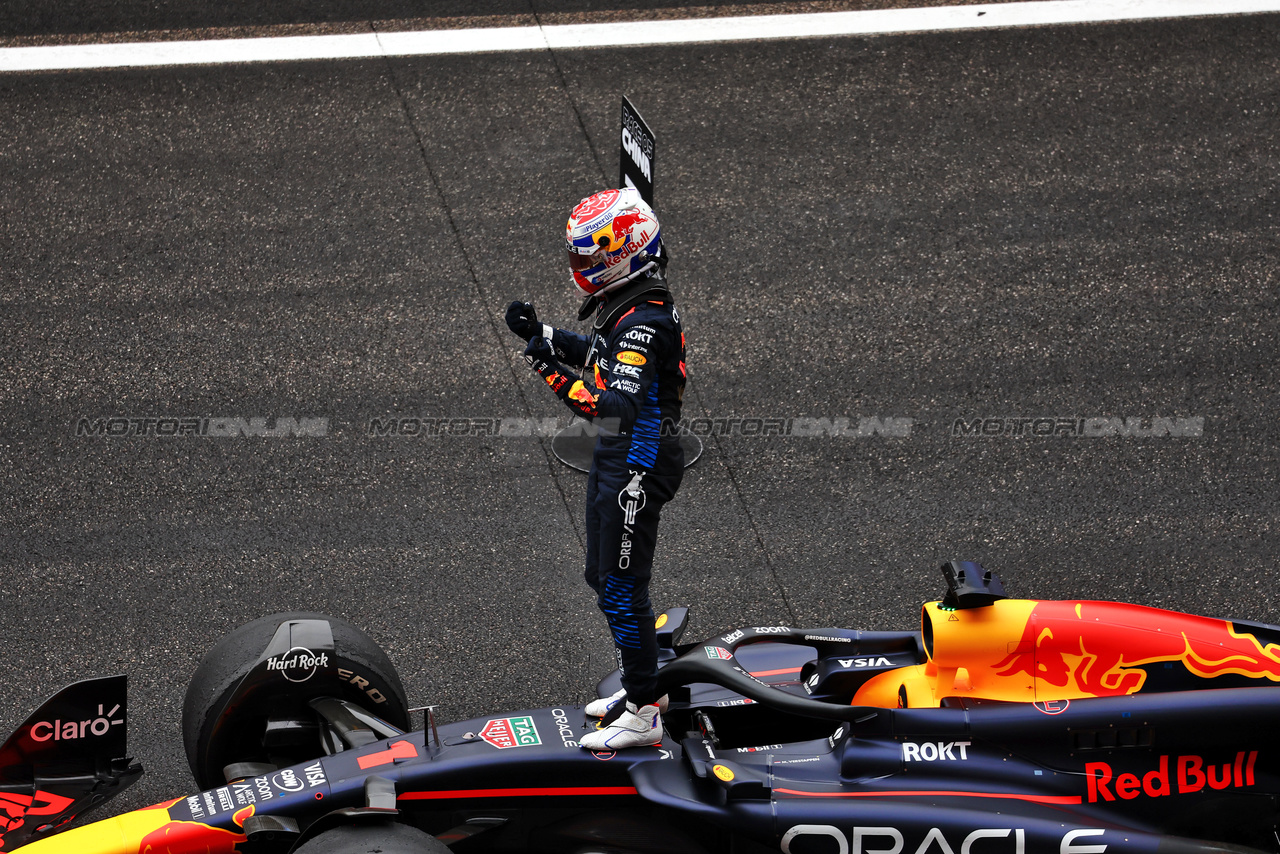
[579,702,663,750]
[585,688,669,718]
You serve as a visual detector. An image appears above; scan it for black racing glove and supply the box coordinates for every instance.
[505,300,543,341]
[524,336,577,402]
[523,335,556,372]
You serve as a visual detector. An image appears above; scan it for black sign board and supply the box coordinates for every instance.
[620,96,655,206]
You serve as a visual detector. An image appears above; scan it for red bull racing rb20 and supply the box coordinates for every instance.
[4,562,1280,854]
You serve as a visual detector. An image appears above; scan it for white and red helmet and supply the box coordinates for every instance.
[565,188,662,297]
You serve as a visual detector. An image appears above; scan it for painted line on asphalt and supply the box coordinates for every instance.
[2,0,1278,72]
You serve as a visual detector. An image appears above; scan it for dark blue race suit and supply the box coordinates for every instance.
[526,295,686,707]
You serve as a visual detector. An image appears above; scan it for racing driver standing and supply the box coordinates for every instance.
[505,188,686,750]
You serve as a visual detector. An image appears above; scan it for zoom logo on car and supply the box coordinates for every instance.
[265,646,330,683]
[29,702,123,742]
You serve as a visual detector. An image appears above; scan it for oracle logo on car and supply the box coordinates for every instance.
[551,709,579,748]
[1085,752,1258,803]
[30,703,123,742]
[780,825,1108,854]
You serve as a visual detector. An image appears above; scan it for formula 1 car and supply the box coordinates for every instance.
[4,561,1280,854]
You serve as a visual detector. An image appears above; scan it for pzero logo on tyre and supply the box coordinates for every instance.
[265,647,330,683]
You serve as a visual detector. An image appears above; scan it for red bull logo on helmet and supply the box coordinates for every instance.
[607,211,646,250]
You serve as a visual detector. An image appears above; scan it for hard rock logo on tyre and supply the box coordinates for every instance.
[264,647,330,683]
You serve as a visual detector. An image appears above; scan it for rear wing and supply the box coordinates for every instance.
[0,675,141,851]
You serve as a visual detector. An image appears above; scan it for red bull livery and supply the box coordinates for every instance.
[6,563,1280,854]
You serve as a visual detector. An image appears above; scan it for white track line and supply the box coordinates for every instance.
[2,0,1278,72]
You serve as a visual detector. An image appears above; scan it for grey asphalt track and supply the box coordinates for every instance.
[1,5,1278,817]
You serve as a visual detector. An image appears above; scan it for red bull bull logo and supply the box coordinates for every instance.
[12,797,251,854]
[607,211,645,250]
[854,599,1280,709]
[568,381,598,409]
[137,815,247,854]
[991,600,1280,698]
[134,802,252,854]
[0,791,75,851]
[542,371,569,395]
[579,210,647,256]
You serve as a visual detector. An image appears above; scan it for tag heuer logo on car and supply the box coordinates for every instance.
[704,646,734,660]
[480,716,541,749]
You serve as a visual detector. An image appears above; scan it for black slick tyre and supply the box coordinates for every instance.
[293,822,450,854]
[182,611,410,789]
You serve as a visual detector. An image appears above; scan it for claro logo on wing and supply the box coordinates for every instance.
[29,703,123,742]
[780,825,1107,854]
